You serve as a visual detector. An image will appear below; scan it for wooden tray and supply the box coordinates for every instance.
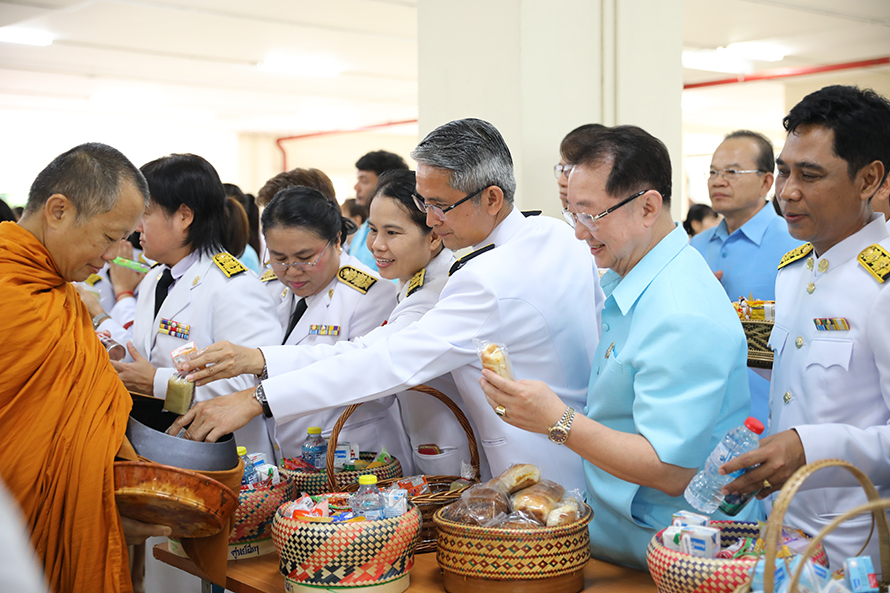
[114,460,238,538]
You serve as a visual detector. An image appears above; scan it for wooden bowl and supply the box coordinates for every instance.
[114,461,238,538]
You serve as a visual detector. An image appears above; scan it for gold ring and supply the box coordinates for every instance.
[495,405,507,417]
[762,479,772,490]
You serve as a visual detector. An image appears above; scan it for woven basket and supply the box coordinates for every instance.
[227,473,295,560]
[279,400,404,495]
[742,320,773,369]
[733,459,890,593]
[433,503,592,592]
[342,384,481,554]
[272,502,422,590]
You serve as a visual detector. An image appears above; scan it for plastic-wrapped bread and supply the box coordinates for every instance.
[511,479,565,523]
[478,342,514,379]
[545,496,582,527]
[461,481,510,525]
[494,463,541,494]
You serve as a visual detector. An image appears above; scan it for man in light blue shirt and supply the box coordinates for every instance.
[350,150,409,271]
[691,131,800,426]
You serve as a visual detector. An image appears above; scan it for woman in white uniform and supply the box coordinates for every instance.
[254,186,408,466]
[174,171,474,476]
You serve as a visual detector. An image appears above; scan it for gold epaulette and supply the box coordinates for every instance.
[260,269,277,283]
[406,268,426,297]
[449,243,495,276]
[85,273,102,286]
[858,244,890,283]
[777,243,813,270]
[337,265,377,294]
[212,252,247,278]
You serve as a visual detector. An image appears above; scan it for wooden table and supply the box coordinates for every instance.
[153,542,657,593]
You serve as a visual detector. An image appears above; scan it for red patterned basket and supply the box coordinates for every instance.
[227,474,295,560]
[272,503,422,592]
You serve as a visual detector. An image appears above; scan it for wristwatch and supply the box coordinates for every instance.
[548,407,576,445]
[254,384,273,418]
[91,312,111,330]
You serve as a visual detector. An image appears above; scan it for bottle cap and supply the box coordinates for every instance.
[744,417,765,435]
[237,446,247,456]
[307,427,322,435]
[358,475,378,485]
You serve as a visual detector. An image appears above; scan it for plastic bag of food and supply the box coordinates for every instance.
[474,338,515,380]
[458,480,510,525]
[166,342,198,415]
[485,511,544,529]
[545,489,585,526]
[494,463,541,494]
[511,479,565,523]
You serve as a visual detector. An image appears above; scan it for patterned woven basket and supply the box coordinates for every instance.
[433,503,592,592]
[279,400,404,495]
[227,473,295,560]
[733,459,890,593]
[742,320,773,369]
[342,384,481,554]
[272,502,422,591]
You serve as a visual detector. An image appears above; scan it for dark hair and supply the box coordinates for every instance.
[573,125,672,205]
[355,150,409,176]
[13,206,23,220]
[683,203,717,235]
[224,183,261,256]
[0,198,15,223]
[257,168,336,207]
[223,197,250,258]
[261,186,356,247]
[140,153,227,256]
[341,198,368,224]
[783,85,890,182]
[25,142,149,222]
[723,130,775,174]
[368,170,432,235]
[560,124,607,164]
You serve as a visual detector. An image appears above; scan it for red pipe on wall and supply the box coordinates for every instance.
[683,56,890,90]
[275,118,418,171]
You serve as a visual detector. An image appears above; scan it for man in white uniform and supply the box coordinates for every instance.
[722,85,890,569]
[177,118,605,491]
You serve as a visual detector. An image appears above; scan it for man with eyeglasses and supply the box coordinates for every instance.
[554,124,607,210]
[175,118,605,493]
[690,130,799,426]
[481,125,758,569]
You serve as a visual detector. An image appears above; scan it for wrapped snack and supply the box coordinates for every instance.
[396,475,430,497]
[485,511,543,529]
[280,456,321,473]
[366,447,393,469]
[450,459,478,490]
[733,297,775,321]
[165,342,198,415]
[494,463,541,494]
[475,338,515,380]
[545,492,583,527]
[512,479,565,523]
[460,480,510,525]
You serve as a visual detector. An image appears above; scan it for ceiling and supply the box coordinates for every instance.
[0,0,888,136]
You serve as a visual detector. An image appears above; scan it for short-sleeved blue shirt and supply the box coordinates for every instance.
[690,203,800,426]
[584,225,761,570]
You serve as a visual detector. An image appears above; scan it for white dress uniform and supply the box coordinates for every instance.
[132,250,282,461]
[260,208,606,493]
[260,251,408,467]
[261,248,476,476]
[765,214,890,569]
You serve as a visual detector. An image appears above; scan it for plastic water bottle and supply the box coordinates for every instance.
[238,446,258,487]
[684,417,765,513]
[301,427,328,470]
[351,475,384,520]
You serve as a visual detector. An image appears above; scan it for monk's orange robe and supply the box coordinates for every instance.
[0,221,133,593]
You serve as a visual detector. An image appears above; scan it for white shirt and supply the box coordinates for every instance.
[261,208,605,491]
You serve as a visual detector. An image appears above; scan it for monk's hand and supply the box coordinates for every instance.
[167,387,262,442]
[479,369,566,435]
[120,515,172,546]
[180,341,265,386]
[109,240,146,294]
[720,429,806,498]
[111,342,157,395]
[74,284,106,318]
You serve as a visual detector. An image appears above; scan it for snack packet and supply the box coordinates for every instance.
[397,475,430,497]
[166,342,198,415]
[474,338,515,380]
[545,490,585,526]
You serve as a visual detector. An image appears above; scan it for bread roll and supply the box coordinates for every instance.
[545,497,582,527]
[481,343,511,379]
[460,483,510,524]
[512,479,565,523]
[495,463,541,494]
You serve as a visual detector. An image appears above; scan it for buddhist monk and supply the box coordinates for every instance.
[0,143,170,593]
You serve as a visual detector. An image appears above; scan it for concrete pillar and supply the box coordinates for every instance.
[418,0,683,220]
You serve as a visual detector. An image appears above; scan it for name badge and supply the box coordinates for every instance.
[159,318,191,340]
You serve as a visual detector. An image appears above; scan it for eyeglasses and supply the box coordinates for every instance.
[706,168,764,182]
[267,241,331,271]
[562,189,650,232]
[413,186,487,222]
[553,163,574,180]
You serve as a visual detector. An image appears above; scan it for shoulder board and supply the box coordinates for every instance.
[150,261,163,269]
[777,243,813,270]
[260,269,277,283]
[212,252,247,278]
[449,243,495,276]
[521,210,542,217]
[85,273,103,286]
[337,265,378,294]
[406,268,426,297]
[858,244,890,283]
